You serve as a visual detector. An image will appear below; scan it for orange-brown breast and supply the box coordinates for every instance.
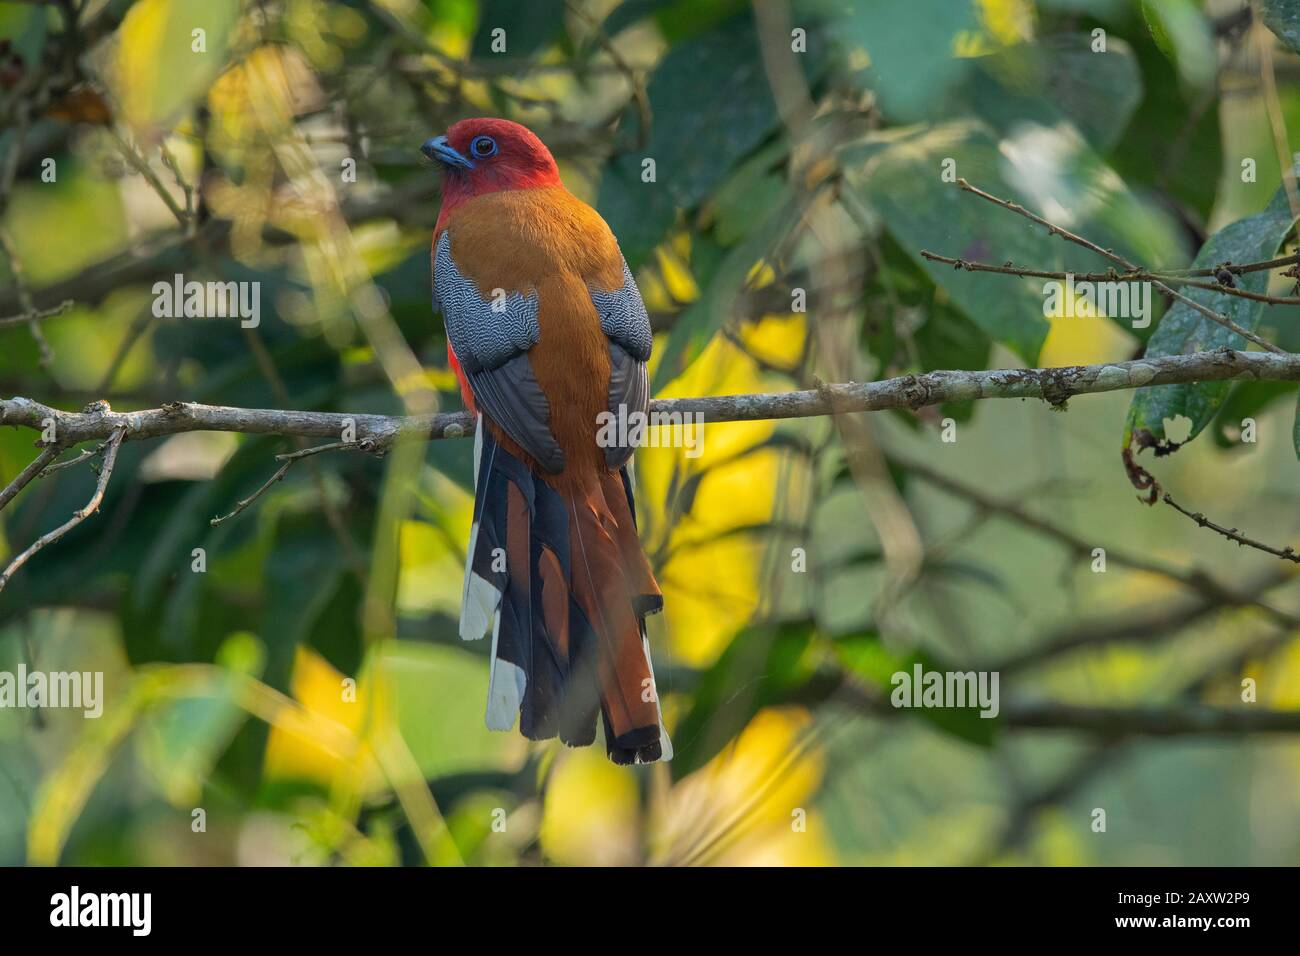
[440,186,628,490]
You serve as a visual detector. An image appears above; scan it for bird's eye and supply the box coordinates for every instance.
[470,136,497,158]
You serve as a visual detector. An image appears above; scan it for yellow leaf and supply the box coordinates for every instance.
[539,749,640,866]
[651,707,833,865]
[262,645,383,791]
[113,0,242,133]
[1039,307,1135,368]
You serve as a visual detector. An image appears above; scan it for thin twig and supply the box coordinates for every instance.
[0,444,63,512]
[984,745,1119,862]
[920,251,1300,306]
[0,102,31,217]
[96,308,154,393]
[953,178,1286,353]
[1158,252,1300,277]
[238,326,369,575]
[158,140,195,235]
[37,444,101,478]
[210,439,369,526]
[109,130,190,229]
[994,566,1294,674]
[209,460,293,527]
[566,0,651,151]
[0,172,442,319]
[276,439,368,462]
[1161,491,1300,563]
[1000,700,1300,735]
[829,674,1300,734]
[954,179,1129,264]
[0,426,125,592]
[0,299,75,329]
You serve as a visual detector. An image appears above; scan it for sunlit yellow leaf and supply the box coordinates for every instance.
[1038,309,1136,367]
[639,316,811,664]
[208,44,322,147]
[539,749,640,866]
[977,0,1036,46]
[113,0,242,133]
[650,707,832,865]
[262,645,384,790]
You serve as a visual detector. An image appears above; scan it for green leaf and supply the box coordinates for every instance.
[1125,182,1298,453]
[378,641,514,778]
[597,15,791,269]
[112,0,241,132]
[711,139,789,246]
[471,0,566,58]
[827,0,978,123]
[1111,20,1222,221]
[1261,0,1300,55]
[1141,0,1216,90]
[1211,379,1297,448]
[947,33,1143,154]
[841,121,1181,362]
[595,160,677,275]
[306,571,365,679]
[834,634,999,747]
[134,633,262,806]
[259,512,350,692]
[669,620,818,779]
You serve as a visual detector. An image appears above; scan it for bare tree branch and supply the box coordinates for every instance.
[0,443,61,512]
[210,439,371,526]
[0,426,125,592]
[952,179,1288,354]
[1162,491,1300,563]
[920,250,1300,307]
[0,225,54,366]
[109,129,189,229]
[1160,251,1300,277]
[38,444,101,478]
[2,349,1299,449]
[0,299,74,329]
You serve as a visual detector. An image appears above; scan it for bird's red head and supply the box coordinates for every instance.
[424,118,561,228]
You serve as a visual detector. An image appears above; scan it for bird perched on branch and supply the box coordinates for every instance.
[425,118,671,764]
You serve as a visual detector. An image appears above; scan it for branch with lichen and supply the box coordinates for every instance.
[0,347,1298,551]
[0,348,1295,451]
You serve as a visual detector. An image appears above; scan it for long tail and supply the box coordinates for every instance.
[460,419,671,764]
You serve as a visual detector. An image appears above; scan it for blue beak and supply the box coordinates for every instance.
[422,135,474,170]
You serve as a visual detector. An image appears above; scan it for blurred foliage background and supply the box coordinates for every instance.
[2,0,1300,866]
